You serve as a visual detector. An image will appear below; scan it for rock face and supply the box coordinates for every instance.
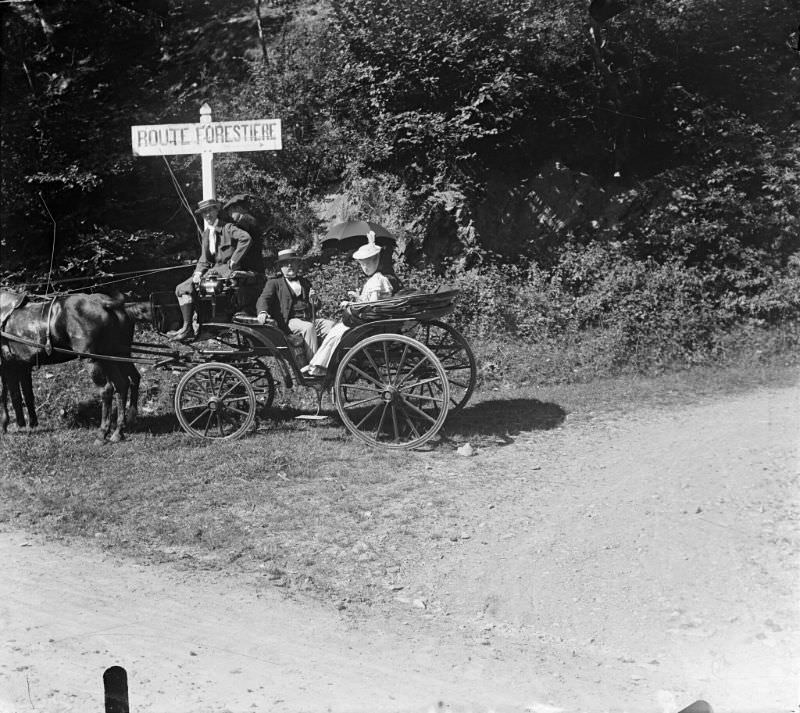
[312,161,655,266]
[415,161,629,265]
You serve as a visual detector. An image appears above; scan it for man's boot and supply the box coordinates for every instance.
[167,302,196,341]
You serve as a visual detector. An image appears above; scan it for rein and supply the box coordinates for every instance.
[0,328,145,364]
[16,264,190,293]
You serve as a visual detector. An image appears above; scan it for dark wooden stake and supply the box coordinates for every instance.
[103,666,129,713]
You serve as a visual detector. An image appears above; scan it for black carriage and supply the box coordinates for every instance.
[146,275,477,449]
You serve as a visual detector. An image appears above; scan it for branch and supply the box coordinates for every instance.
[253,0,269,65]
[584,20,621,105]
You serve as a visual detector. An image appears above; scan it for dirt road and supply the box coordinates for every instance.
[2,384,798,712]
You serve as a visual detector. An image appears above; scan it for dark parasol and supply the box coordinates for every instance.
[321,220,396,252]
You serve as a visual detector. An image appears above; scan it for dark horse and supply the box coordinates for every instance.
[0,290,140,441]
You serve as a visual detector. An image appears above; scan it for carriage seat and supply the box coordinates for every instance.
[342,288,459,326]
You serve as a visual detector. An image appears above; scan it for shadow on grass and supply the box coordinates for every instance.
[132,404,314,436]
[446,398,566,442]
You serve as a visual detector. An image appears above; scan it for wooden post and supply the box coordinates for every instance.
[199,103,215,201]
[103,666,129,713]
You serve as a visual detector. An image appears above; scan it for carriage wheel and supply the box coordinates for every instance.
[174,362,256,440]
[334,334,449,450]
[414,320,477,414]
[240,358,276,409]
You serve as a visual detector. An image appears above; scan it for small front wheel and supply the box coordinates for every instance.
[334,334,449,449]
[174,362,256,440]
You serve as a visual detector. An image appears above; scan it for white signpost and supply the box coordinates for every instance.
[131,103,282,201]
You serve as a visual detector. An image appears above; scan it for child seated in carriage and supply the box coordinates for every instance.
[300,231,394,378]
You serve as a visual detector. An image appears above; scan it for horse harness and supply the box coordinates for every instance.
[0,293,58,359]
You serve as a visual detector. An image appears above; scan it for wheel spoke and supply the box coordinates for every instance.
[356,402,382,429]
[184,384,209,400]
[341,382,383,395]
[219,381,244,400]
[347,362,385,389]
[402,390,444,405]
[226,406,251,417]
[217,412,226,437]
[344,394,382,410]
[442,363,471,372]
[202,411,214,437]
[225,393,252,403]
[426,380,441,407]
[398,375,443,392]
[396,403,422,439]
[397,396,437,424]
[394,354,428,388]
[394,343,410,383]
[362,347,385,383]
[214,371,230,397]
[188,407,211,428]
[382,341,392,382]
[375,402,389,436]
[400,402,420,438]
[391,403,400,440]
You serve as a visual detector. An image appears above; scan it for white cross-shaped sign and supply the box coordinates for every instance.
[130,103,282,201]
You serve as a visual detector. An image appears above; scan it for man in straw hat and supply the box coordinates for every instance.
[255,248,334,361]
[301,230,394,377]
[168,197,259,341]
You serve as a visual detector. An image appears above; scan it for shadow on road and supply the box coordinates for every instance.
[446,398,566,444]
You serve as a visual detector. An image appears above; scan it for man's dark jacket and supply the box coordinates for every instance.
[195,222,263,276]
[255,275,313,333]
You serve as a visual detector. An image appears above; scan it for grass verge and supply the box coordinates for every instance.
[2,333,797,608]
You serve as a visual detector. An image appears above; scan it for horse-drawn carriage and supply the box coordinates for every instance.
[1,224,477,449]
[146,273,477,449]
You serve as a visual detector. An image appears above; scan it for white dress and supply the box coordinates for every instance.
[307,272,393,369]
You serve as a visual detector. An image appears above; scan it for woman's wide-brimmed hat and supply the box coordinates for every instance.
[277,248,302,263]
[352,231,382,261]
[194,198,222,214]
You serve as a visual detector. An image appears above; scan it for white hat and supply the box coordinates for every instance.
[352,230,382,261]
[277,248,301,262]
[194,198,222,214]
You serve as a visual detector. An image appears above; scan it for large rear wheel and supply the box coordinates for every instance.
[174,362,256,440]
[334,334,449,449]
[413,320,477,414]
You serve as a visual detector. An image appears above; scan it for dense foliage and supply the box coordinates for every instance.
[1,0,799,374]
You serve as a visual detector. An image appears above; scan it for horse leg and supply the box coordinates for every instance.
[21,365,37,429]
[90,361,112,441]
[124,363,140,427]
[106,364,129,443]
[0,368,9,433]
[6,366,26,429]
